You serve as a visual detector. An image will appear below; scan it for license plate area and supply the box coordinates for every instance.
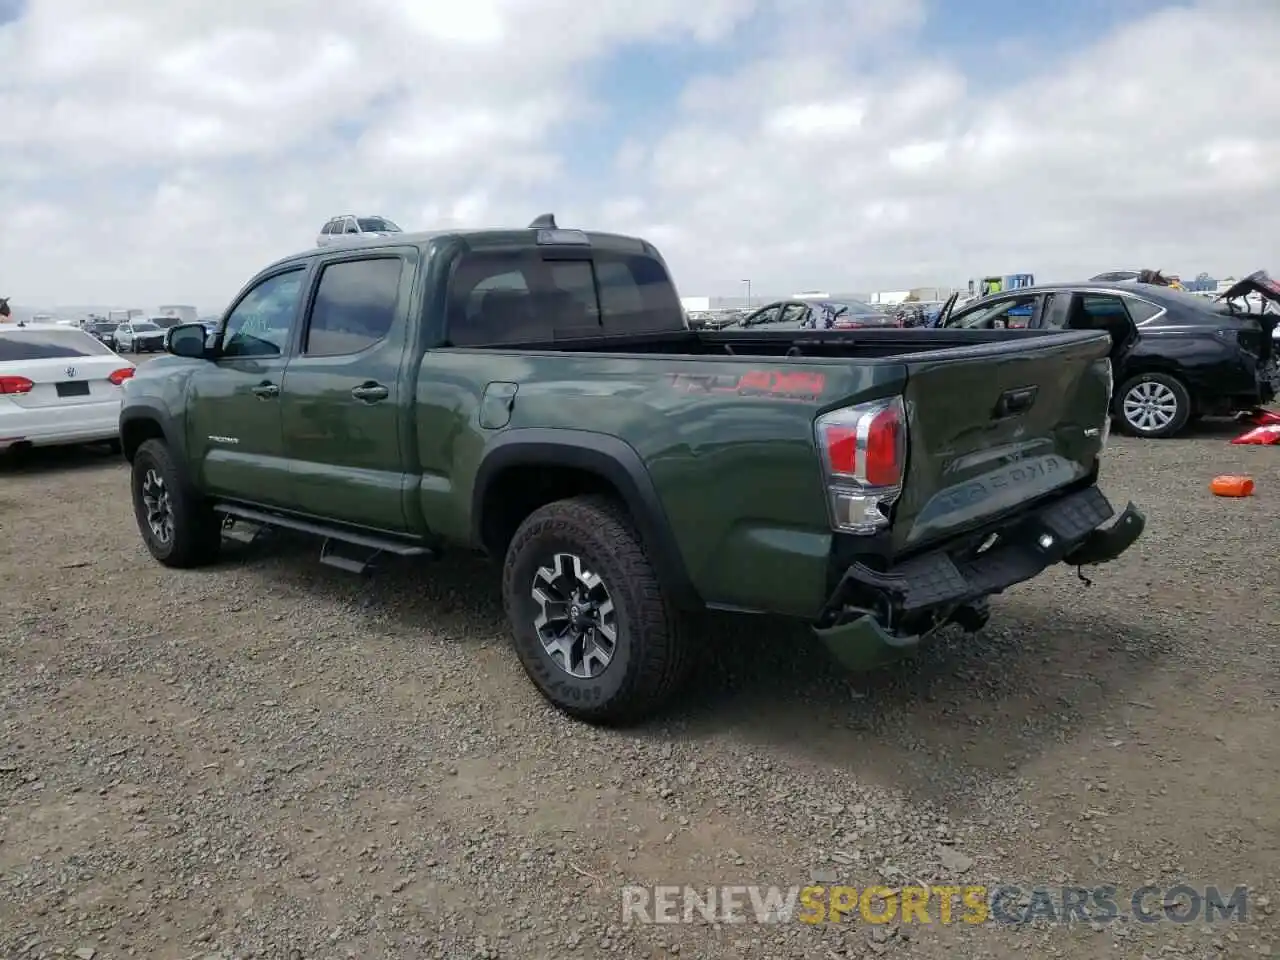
[56,380,91,398]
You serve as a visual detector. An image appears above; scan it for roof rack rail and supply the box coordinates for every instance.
[528,213,557,229]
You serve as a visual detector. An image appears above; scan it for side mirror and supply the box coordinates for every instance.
[167,323,209,359]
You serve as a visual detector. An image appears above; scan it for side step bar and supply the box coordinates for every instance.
[212,503,435,575]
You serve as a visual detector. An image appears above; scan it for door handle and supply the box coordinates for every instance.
[351,382,390,403]
[251,381,279,400]
[994,385,1037,418]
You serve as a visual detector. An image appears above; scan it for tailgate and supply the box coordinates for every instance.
[890,330,1113,554]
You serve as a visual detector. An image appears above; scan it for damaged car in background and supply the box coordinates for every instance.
[942,275,1277,438]
[728,298,902,330]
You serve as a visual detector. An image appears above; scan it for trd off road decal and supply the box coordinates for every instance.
[665,369,826,402]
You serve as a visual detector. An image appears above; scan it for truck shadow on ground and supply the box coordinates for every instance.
[241,533,1168,807]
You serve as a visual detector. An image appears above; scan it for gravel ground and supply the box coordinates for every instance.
[2,397,1278,959]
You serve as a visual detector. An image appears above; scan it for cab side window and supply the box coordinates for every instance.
[221,269,305,359]
[303,257,404,357]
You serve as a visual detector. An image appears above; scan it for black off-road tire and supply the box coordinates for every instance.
[1114,371,1192,438]
[502,495,691,725]
[130,438,222,568]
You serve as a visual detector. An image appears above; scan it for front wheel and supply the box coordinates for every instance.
[502,495,691,725]
[1114,372,1191,438]
[130,439,222,567]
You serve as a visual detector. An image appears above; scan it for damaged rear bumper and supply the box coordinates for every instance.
[813,485,1145,670]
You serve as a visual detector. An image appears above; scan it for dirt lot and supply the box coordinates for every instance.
[2,401,1278,959]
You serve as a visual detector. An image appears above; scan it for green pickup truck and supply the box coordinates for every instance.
[119,216,1145,724]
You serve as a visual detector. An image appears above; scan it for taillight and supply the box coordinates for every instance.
[0,375,34,395]
[108,367,135,386]
[814,396,906,534]
[1098,358,1112,449]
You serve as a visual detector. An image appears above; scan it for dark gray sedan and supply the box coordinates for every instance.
[729,298,901,330]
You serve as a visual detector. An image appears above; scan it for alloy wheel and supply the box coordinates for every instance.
[140,468,174,545]
[1122,381,1178,433]
[531,552,618,679]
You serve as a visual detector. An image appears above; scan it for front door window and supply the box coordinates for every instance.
[221,270,306,358]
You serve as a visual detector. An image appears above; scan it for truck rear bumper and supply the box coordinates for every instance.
[813,485,1145,670]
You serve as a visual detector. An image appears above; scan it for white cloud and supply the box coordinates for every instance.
[1,0,1278,310]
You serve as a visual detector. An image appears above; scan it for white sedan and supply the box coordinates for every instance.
[0,322,138,454]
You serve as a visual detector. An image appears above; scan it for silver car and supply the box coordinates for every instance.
[316,215,403,246]
[114,320,167,353]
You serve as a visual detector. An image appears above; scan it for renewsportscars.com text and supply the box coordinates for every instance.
[620,884,1249,926]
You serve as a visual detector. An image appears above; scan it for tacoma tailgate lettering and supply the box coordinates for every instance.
[914,454,1081,529]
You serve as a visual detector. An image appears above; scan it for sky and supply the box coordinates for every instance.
[1,0,1278,312]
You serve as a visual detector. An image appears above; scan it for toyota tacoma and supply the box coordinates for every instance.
[118,216,1146,724]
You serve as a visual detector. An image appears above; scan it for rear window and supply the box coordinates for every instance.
[0,328,114,361]
[445,249,683,345]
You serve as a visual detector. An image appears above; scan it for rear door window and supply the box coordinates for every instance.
[1073,294,1133,329]
[304,257,404,356]
[0,328,114,361]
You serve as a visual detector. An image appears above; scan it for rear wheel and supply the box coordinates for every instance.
[130,439,222,567]
[502,495,691,725]
[1115,372,1191,438]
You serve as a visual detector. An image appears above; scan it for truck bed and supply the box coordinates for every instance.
[419,325,1116,617]
[465,325,1080,360]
